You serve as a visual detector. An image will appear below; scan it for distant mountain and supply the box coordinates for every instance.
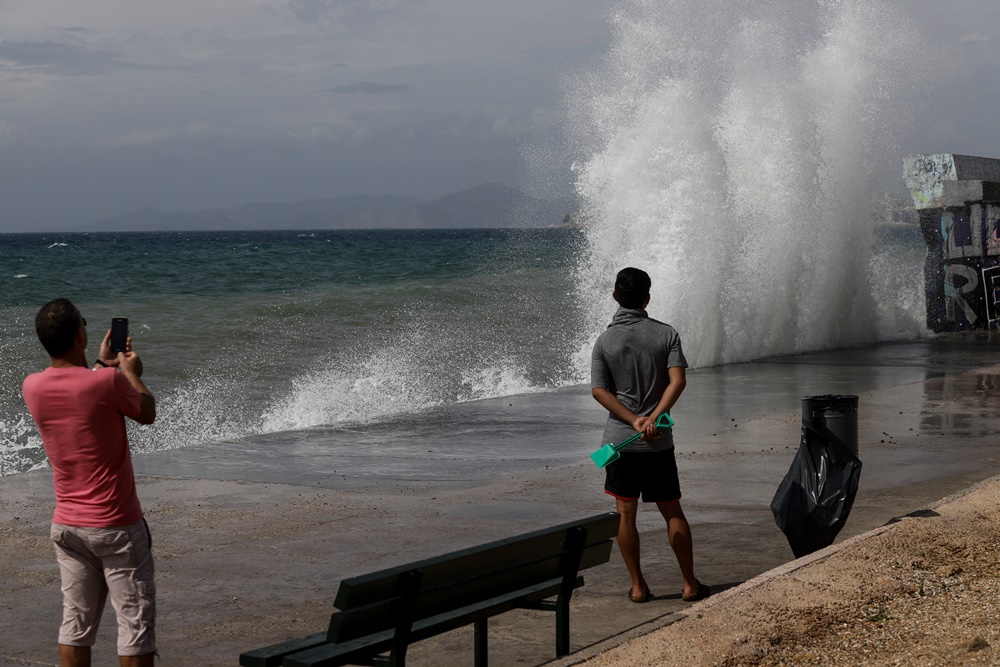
[414,183,568,228]
[78,184,574,232]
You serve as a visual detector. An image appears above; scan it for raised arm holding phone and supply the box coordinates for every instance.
[22,299,158,667]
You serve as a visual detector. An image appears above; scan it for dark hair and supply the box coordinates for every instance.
[35,298,83,357]
[614,267,651,309]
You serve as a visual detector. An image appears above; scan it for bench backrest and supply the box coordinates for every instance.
[327,512,619,643]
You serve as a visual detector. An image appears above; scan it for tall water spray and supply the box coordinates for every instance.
[567,0,946,368]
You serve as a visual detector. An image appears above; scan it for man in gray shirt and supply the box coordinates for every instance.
[591,267,709,603]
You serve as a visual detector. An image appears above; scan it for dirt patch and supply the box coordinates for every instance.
[574,477,1000,667]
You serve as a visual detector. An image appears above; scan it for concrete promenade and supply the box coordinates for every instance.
[3,333,1000,666]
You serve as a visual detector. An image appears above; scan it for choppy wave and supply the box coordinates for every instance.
[260,352,537,434]
[0,231,582,475]
[258,305,543,433]
[565,0,948,367]
[124,309,545,453]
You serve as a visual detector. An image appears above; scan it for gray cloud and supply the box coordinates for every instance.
[0,40,172,76]
[0,40,121,75]
[8,0,993,233]
[328,81,410,95]
[960,33,994,44]
[0,1,614,230]
[271,0,415,24]
[0,106,529,230]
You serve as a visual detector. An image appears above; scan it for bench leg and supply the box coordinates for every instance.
[555,526,587,658]
[556,598,570,657]
[474,618,488,667]
[387,570,422,667]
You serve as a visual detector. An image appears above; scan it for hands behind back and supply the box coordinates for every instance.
[630,414,662,441]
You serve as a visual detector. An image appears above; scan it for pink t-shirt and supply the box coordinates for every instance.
[22,366,144,527]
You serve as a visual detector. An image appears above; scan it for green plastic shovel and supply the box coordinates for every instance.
[589,413,676,468]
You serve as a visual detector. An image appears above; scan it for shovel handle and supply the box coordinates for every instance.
[611,412,675,452]
[654,412,675,429]
[611,431,644,452]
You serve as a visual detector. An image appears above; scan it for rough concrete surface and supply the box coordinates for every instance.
[3,338,1000,666]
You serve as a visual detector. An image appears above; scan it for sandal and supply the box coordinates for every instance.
[682,581,711,602]
[627,586,652,603]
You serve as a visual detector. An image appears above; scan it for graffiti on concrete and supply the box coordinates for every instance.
[984,266,1000,326]
[919,203,1000,331]
[905,154,1000,332]
[987,206,1000,256]
[903,154,958,208]
[943,262,979,326]
[942,209,980,259]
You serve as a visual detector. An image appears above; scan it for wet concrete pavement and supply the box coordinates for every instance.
[3,333,1000,666]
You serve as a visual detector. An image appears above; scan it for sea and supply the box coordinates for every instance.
[1,0,942,476]
[0,225,923,477]
[0,229,593,475]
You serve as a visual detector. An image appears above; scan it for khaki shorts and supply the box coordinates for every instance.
[51,520,156,656]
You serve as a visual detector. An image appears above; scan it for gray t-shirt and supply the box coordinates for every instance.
[591,307,688,452]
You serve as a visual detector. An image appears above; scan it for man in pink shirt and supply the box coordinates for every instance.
[22,299,157,667]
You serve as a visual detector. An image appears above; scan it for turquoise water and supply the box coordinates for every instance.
[0,224,925,476]
[0,229,587,474]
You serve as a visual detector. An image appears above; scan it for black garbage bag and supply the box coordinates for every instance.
[770,415,862,558]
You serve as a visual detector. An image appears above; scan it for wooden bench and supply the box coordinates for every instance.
[240,512,620,667]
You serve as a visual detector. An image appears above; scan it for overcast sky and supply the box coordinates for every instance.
[0,0,997,231]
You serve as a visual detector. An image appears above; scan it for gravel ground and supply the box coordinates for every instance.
[573,475,1000,667]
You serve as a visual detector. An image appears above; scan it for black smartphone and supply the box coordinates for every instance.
[110,318,128,354]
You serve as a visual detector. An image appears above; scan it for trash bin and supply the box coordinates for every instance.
[770,394,862,558]
[802,394,859,457]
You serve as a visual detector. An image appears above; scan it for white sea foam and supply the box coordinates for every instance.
[13,274,27,279]
[453,362,541,405]
[259,327,539,433]
[0,416,45,476]
[128,372,263,455]
[565,0,947,368]
[260,351,442,433]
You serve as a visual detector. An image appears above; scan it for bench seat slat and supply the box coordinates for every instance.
[328,542,612,643]
[240,513,620,667]
[334,513,619,610]
[284,576,583,667]
[240,632,328,667]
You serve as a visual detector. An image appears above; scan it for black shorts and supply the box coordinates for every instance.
[604,448,682,503]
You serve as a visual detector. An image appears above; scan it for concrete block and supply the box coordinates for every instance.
[903,154,1000,209]
[940,180,1000,207]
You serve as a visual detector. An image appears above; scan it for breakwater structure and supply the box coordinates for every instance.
[903,154,1000,331]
